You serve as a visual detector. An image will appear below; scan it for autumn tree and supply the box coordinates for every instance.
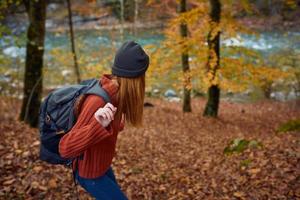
[66,0,81,83]
[19,0,46,127]
[146,0,294,116]
[179,0,192,112]
[104,0,136,22]
[134,0,140,35]
[203,0,221,117]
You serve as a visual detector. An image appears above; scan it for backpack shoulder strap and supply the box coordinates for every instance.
[67,79,111,131]
[84,79,111,103]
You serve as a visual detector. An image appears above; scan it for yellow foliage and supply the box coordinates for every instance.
[285,0,297,9]
[148,0,293,94]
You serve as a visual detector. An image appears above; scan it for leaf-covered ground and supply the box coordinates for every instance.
[0,97,299,200]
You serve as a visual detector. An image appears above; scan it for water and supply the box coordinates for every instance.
[48,30,299,56]
[2,28,299,59]
[45,29,164,56]
[222,31,300,52]
[1,28,299,101]
[1,28,164,66]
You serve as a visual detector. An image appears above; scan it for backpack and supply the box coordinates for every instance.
[38,78,111,166]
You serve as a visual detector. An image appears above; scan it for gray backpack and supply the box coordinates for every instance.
[38,79,110,165]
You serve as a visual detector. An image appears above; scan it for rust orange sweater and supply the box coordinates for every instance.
[59,74,124,179]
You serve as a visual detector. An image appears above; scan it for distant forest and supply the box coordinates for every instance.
[1,0,300,31]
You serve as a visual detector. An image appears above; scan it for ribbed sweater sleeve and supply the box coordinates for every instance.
[59,95,113,159]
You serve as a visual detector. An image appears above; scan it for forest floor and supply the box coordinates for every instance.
[0,97,299,200]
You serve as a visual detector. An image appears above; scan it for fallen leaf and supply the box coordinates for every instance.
[234,191,246,199]
[22,151,30,158]
[3,179,15,185]
[48,178,57,189]
[31,181,39,188]
[15,149,22,154]
[32,140,40,146]
[33,166,43,173]
[5,153,14,159]
[38,185,48,191]
[248,168,261,174]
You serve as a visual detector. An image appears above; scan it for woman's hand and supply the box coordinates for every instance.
[94,103,117,127]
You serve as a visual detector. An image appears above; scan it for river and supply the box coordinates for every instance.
[1,28,299,101]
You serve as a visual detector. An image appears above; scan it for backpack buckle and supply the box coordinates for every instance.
[56,130,65,135]
[45,114,51,124]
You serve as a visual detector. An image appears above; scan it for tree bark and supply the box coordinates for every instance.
[19,0,46,127]
[203,0,221,117]
[179,0,192,112]
[134,0,139,35]
[67,0,81,83]
[120,0,125,41]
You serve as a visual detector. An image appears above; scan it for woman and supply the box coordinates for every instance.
[59,41,149,200]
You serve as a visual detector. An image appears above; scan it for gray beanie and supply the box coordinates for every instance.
[112,41,149,78]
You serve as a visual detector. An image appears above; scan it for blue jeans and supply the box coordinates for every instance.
[74,167,128,200]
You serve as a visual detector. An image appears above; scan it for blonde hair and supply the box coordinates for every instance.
[113,74,145,127]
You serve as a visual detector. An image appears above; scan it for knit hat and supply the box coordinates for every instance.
[112,41,149,78]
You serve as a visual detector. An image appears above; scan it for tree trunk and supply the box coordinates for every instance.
[204,85,220,116]
[19,0,46,127]
[120,0,125,41]
[134,0,139,35]
[203,0,221,117]
[179,0,192,112]
[67,0,81,83]
[262,81,272,99]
